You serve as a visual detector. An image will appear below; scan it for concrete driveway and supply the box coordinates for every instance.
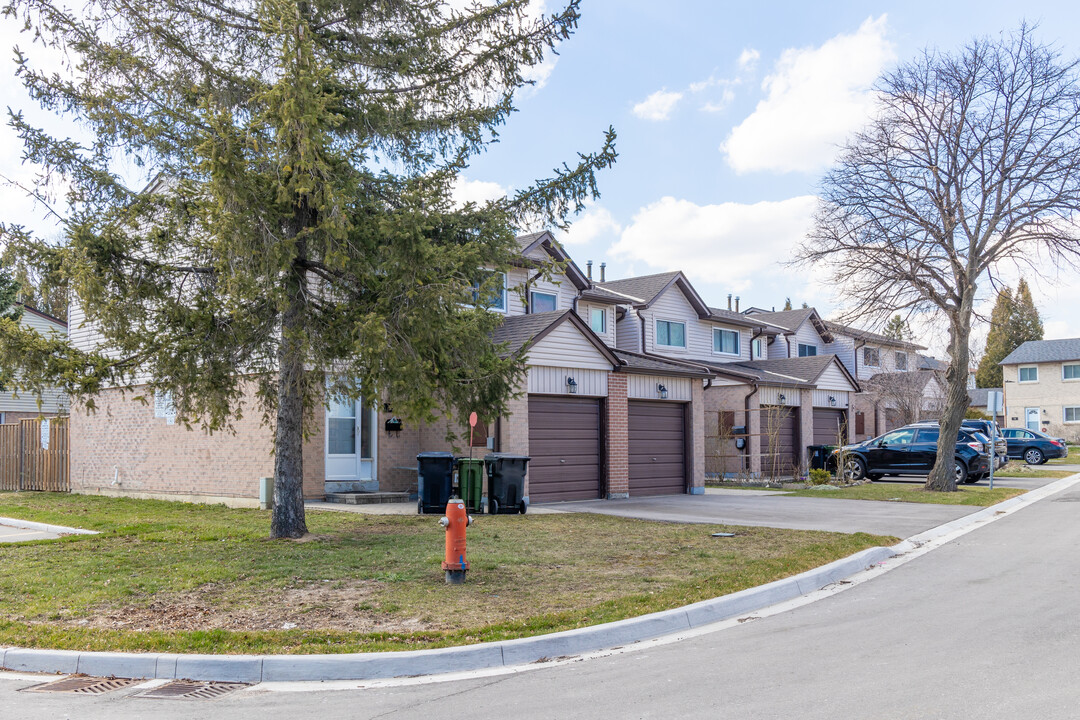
[0,523,59,543]
[543,487,978,538]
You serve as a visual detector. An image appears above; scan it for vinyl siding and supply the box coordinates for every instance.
[793,320,826,356]
[0,310,69,413]
[759,385,801,406]
[528,366,608,396]
[815,361,858,392]
[576,301,617,348]
[640,286,750,362]
[506,267,578,316]
[525,322,614,371]
[812,389,849,408]
[627,375,692,401]
[767,335,791,359]
[615,308,643,352]
[824,335,857,377]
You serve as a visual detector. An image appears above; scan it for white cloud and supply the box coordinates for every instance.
[721,15,895,174]
[451,176,508,206]
[632,89,684,121]
[610,195,818,290]
[737,48,760,73]
[559,202,622,246]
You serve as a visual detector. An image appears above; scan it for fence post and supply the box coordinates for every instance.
[17,420,24,492]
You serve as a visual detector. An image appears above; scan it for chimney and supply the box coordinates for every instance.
[735,296,740,312]
[727,294,732,310]
[600,262,606,282]
[586,260,593,280]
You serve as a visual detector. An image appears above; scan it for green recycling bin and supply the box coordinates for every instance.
[456,457,484,513]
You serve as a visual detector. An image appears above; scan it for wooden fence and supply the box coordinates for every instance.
[0,417,69,492]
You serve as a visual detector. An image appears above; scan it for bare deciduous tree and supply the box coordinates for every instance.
[797,26,1080,491]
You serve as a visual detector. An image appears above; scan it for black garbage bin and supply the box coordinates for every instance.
[807,445,837,471]
[484,453,530,514]
[417,451,455,514]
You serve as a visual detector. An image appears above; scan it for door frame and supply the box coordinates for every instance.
[1025,407,1040,432]
[325,397,378,483]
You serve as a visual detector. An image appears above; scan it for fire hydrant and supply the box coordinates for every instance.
[439,500,473,585]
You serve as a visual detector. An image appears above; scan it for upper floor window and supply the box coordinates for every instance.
[863,347,880,366]
[895,352,908,370]
[713,328,740,355]
[1019,366,1038,383]
[798,343,817,357]
[752,337,766,360]
[471,271,507,312]
[1064,363,1080,380]
[530,291,557,313]
[590,307,606,334]
[656,320,686,348]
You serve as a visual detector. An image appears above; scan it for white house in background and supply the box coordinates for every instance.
[0,305,68,424]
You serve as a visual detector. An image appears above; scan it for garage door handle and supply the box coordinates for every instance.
[651,457,657,461]
[560,459,566,463]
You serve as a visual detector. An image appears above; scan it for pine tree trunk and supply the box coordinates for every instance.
[926,290,975,492]
[271,234,309,539]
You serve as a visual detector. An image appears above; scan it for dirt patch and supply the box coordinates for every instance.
[63,580,440,634]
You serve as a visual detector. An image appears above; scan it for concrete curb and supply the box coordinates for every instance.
[0,516,99,536]
[5,475,1077,683]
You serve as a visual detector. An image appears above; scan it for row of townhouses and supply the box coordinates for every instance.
[62,231,942,506]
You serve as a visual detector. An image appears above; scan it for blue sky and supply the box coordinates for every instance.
[5,1,1080,354]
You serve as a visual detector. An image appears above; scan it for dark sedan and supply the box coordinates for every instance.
[1000,428,1068,465]
[834,424,991,485]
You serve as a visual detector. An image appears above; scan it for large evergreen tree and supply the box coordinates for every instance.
[0,0,616,537]
[976,280,1043,388]
[883,314,912,342]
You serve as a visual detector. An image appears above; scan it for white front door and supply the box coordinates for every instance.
[326,395,376,485]
[1025,408,1040,432]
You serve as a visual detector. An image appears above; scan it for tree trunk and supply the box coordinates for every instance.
[271,234,309,539]
[926,292,975,492]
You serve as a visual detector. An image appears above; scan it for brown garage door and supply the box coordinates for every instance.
[812,408,847,445]
[628,401,686,496]
[527,395,602,502]
[761,405,798,477]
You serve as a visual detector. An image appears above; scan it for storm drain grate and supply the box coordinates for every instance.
[23,676,141,695]
[136,680,248,700]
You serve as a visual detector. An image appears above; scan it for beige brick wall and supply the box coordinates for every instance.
[689,378,705,492]
[1003,362,1080,441]
[606,373,629,498]
[1,411,63,424]
[71,384,325,503]
[703,383,757,476]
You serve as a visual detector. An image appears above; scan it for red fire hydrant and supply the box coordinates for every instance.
[440,500,473,585]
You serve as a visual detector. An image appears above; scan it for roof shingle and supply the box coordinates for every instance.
[999,338,1080,365]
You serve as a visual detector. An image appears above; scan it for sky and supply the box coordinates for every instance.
[5,0,1080,357]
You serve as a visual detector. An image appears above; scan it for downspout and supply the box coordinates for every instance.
[639,311,646,354]
[743,384,759,475]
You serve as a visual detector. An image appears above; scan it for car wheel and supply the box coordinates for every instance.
[843,456,867,482]
[1024,448,1045,465]
[954,459,969,485]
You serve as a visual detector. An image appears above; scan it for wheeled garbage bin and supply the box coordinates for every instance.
[456,457,484,513]
[484,453,530,514]
[807,445,838,472]
[417,452,455,514]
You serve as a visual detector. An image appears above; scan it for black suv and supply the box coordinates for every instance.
[960,419,1008,469]
[834,423,991,484]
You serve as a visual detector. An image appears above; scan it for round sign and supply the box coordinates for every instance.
[469,412,478,428]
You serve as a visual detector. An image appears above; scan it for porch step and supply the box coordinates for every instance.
[325,492,412,505]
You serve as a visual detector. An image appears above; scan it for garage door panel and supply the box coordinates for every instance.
[762,406,798,476]
[628,401,686,496]
[812,409,847,445]
[528,395,602,502]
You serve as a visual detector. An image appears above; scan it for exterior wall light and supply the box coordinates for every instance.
[657,383,668,399]
[778,393,786,403]
[567,377,578,394]
[828,395,837,407]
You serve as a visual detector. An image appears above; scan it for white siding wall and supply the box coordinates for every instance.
[759,385,801,406]
[525,322,613,371]
[815,362,858,392]
[528,366,608,396]
[825,335,857,377]
[615,308,643,352]
[767,334,791,359]
[575,301,617,348]
[0,310,69,413]
[639,286,750,362]
[505,267,579,316]
[856,342,912,380]
[627,375,692,401]
[812,389,849,408]
[794,321,826,356]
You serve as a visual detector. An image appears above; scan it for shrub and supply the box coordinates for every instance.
[808,468,832,485]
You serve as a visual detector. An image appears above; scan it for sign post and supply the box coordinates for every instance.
[986,390,1003,490]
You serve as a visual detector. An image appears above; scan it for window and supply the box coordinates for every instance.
[589,307,606,334]
[656,320,686,348]
[863,347,880,367]
[327,397,357,455]
[471,272,507,312]
[895,352,908,370]
[1019,366,1038,383]
[880,428,915,445]
[1064,364,1080,380]
[915,428,940,444]
[713,328,740,355]
[530,291,557,313]
[798,343,817,357]
[1065,407,1080,423]
[752,337,766,360]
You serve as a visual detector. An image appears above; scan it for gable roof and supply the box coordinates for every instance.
[595,271,683,306]
[490,310,619,366]
[1000,338,1080,365]
[513,231,591,291]
[744,308,834,343]
[704,306,774,331]
[919,355,948,371]
[823,320,925,350]
[19,304,67,329]
[862,369,940,394]
[967,387,1002,408]
[703,354,858,391]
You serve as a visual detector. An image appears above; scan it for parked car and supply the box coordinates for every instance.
[834,424,991,485]
[1000,427,1068,465]
[960,419,1008,468]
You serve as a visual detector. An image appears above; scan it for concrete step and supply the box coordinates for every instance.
[325,492,412,505]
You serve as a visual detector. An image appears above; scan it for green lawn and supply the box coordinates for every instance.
[992,465,1074,479]
[0,493,895,655]
[787,482,1026,505]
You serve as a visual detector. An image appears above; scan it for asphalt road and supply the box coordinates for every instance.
[2,477,1078,719]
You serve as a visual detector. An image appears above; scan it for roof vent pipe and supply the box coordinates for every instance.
[586,260,593,280]
[600,262,606,282]
[735,296,740,312]
[727,294,732,310]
